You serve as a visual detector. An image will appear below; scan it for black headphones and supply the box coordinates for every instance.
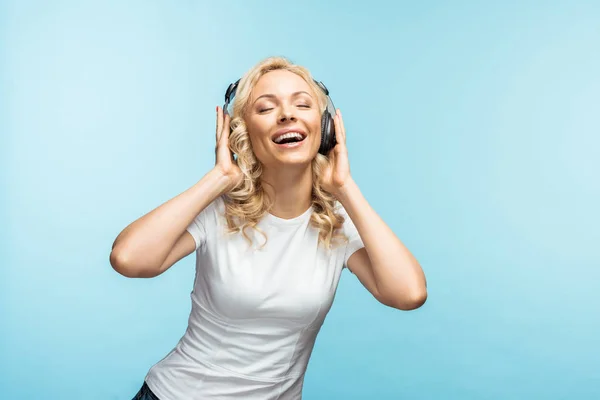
[223,78,337,155]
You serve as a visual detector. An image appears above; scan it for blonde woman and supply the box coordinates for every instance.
[111,56,427,400]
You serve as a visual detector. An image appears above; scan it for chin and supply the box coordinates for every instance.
[274,153,314,167]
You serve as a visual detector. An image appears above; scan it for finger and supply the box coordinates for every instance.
[216,106,223,142]
[221,113,230,144]
[337,109,347,143]
[333,111,345,148]
[222,113,236,162]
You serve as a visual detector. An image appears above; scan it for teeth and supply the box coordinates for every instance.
[274,132,304,144]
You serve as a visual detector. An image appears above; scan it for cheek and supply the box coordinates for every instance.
[302,109,319,131]
[245,120,267,145]
[246,128,272,161]
[248,133,267,155]
[311,115,323,140]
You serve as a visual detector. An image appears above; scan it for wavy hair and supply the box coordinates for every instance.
[222,56,348,250]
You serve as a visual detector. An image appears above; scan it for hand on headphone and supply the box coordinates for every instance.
[214,106,243,193]
[320,109,352,197]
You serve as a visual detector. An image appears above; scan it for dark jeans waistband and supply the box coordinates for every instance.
[132,381,160,400]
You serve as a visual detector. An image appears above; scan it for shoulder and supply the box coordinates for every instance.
[212,195,226,213]
[333,201,351,225]
[193,195,226,227]
[333,201,361,239]
[333,200,345,214]
[205,195,227,223]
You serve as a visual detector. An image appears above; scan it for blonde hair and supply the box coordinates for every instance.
[222,56,347,250]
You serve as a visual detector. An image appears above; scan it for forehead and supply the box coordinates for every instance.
[252,70,312,98]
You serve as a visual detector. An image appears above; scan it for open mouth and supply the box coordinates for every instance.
[272,131,307,146]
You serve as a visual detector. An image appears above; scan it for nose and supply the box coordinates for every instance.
[278,106,297,123]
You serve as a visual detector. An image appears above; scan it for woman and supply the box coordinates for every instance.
[111,56,427,400]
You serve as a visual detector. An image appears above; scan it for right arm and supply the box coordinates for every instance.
[110,168,231,278]
[110,106,241,278]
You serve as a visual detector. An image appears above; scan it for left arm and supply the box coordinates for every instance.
[322,109,427,311]
[337,178,427,310]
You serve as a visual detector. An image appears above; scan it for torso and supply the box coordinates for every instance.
[144,197,357,400]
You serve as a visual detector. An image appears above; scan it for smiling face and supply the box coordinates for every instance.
[244,70,323,169]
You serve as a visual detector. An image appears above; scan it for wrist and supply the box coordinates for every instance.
[333,177,358,203]
[208,167,237,195]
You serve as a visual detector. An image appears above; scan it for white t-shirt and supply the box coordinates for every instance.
[144,196,364,399]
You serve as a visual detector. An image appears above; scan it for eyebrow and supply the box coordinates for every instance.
[252,91,313,105]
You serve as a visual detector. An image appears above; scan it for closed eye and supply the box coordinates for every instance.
[258,105,309,113]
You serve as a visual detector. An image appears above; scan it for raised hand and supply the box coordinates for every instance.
[320,109,353,197]
[214,106,243,192]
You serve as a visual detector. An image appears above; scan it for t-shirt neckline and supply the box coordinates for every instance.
[265,206,313,226]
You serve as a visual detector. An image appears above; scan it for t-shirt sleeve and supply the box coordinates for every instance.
[186,198,219,251]
[337,203,365,271]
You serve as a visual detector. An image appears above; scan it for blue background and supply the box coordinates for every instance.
[2,1,599,399]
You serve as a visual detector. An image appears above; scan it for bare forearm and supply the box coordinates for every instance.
[110,168,231,272]
[336,178,427,303]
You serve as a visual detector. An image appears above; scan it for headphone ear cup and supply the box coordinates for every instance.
[319,111,337,155]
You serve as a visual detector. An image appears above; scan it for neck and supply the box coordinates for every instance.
[261,164,313,219]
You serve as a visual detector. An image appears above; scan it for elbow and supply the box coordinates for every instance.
[381,288,427,311]
[403,289,428,310]
[109,250,137,277]
[109,249,157,278]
